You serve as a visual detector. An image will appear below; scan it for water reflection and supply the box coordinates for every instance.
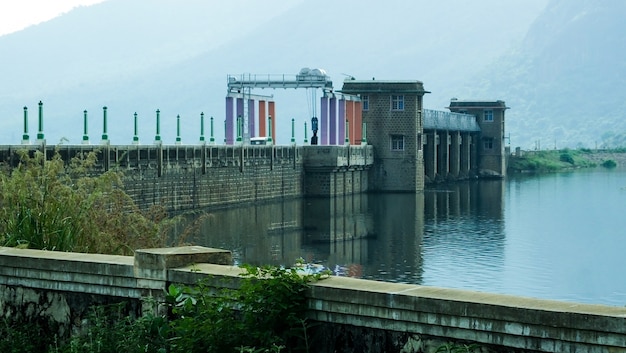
[421,181,506,292]
[186,169,626,306]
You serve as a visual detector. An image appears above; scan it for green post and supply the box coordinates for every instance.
[304,121,308,144]
[36,101,44,142]
[101,106,109,143]
[361,122,367,145]
[345,119,350,145]
[291,118,296,144]
[133,112,139,144]
[22,106,29,143]
[267,115,273,145]
[209,116,215,144]
[82,110,89,144]
[199,112,205,142]
[176,114,182,144]
[236,115,242,143]
[155,109,161,143]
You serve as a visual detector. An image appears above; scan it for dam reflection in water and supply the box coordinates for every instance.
[192,180,505,290]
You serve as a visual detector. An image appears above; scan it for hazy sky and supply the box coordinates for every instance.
[0,0,104,36]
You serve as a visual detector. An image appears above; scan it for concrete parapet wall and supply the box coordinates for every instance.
[0,144,373,211]
[0,246,624,352]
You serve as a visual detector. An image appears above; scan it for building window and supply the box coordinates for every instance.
[391,95,404,111]
[391,134,404,150]
[361,95,369,111]
[483,138,493,150]
[483,110,494,122]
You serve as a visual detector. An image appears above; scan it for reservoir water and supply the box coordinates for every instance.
[191,167,626,307]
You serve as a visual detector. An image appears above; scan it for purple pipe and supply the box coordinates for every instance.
[320,96,328,145]
[225,97,234,145]
[329,96,337,145]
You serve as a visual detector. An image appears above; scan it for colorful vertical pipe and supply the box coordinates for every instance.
[355,100,363,144]
[338,97,346,146]
[258,100,267,138]
[248,99,255,138]
[225,97,234,145]
[320,95,329,145]
[268,101,276,144]
[346,100,355,145]
[329,96,337,145]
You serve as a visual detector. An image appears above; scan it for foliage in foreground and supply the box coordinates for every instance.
[38,264,323,353]
[0,148,174,254]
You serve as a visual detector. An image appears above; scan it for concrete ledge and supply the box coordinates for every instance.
[307,276,626,353]
[134,246,232,280]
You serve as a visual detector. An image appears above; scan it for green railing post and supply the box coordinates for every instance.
[82,110,89,144]
[345,119,350,145]
[209,116,215,144]
[304,121,308,144]
[133,112,139,144]
[176,114,182,144]
[199,112,205,142]
[22,106,29,144]
[155,109,161,143]
[291,118,296,144]
[101,106,109,143]
[36,101,44,142]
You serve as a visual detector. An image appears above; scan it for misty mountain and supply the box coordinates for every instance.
[0,0,581,147]
[456,0,626,149]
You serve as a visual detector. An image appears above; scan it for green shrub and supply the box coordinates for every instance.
[0,148,172,254]
[559,152,575,164]
[165,264,326,353]
[602,159,617,168]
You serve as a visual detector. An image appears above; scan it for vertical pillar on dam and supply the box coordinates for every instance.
[424,131,437,182]
[338,97,346,146]
[258,100,267,138]
[225,96,234,145]
[268,101,276,144]
[460,133,471,177]
[449,131,461,178]
[320,95,329,145]
[436,132,450,180]
[248,99,256,139]
[82,109,90,144]
[329,95,337,145]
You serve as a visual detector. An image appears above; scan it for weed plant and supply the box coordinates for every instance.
[40,265,324,353]
[0,148,175,254]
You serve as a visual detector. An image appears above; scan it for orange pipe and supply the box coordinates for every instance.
[259,100,266,137]
[355,100,363,144]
